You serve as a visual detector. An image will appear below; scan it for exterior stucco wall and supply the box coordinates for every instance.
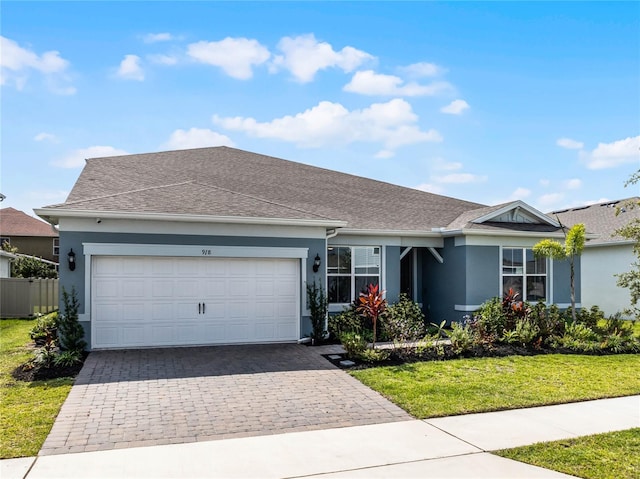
[465,246,500,306]
[6,236,58,262]
[385,246,401,304]
[582,245,631,317]
[59,231,325,348]
[552,256,581,306]
[422,238,467,325]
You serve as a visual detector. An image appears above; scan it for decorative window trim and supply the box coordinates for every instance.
[327,245,382,306]
[500,247,549,303]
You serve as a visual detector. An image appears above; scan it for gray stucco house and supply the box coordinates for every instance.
[35,147,578,350]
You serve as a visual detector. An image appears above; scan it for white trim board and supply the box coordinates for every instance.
[83,243,309,259]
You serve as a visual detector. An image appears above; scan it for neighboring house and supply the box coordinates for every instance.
[0,250,17,278]
[36,147,578,350]
[0,207,59,262]
[552,198,640,318]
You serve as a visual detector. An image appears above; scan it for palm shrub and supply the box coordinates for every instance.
[59,286,87,352]
[306,281,328,344]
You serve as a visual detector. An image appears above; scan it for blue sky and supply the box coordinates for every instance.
[2,1,639,218]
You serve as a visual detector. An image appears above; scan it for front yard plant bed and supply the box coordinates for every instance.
[495,428,640,479]
[0,319,83,459]
[350,354,640,419]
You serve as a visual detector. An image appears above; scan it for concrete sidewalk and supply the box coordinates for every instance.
[3,395,638,479]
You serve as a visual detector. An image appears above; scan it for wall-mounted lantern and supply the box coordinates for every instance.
[68,249,76,271]
[313,253,321,273]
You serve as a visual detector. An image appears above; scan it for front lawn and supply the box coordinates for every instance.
[351,354,640,418]
[0,319,74,459]
[495,428,640,479]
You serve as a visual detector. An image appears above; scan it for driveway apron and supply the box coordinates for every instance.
[40,344,410,455]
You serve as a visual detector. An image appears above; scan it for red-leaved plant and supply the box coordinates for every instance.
[356,284,387,348]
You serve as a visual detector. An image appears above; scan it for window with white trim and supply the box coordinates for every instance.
[327,246,380,304]
[53,238,60,257]
[502,248,547,302]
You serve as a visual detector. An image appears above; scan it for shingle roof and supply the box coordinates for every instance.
[43,146,487,232]
[551,198,640,245]
[0,208,58,237]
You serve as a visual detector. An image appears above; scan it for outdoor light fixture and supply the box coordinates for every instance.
[313,253,321,273]
[68,249,76,271]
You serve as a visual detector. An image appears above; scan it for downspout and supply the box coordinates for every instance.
[326,228,339,240]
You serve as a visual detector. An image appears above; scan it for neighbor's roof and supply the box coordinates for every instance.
[0,207,58,237]
[39,146,490,232]
[551,198,640,245]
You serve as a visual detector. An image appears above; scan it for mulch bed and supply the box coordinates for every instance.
[11,353,87,382]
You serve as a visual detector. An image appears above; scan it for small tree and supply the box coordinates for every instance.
[533,223,586,322]
[58,286,86,352]
[356,283,387,348]
[306,281,328,344]
[614,170,640,319]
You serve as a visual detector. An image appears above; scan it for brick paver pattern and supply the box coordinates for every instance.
[40,344,410,455]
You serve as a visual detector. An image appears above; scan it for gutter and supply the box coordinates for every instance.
[34,208,348,229]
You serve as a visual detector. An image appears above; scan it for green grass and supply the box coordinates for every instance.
[0,319,74,459]
[351,354,640,418]
[495,428,640,479]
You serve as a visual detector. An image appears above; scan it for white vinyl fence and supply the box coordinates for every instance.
[0,278,59,318]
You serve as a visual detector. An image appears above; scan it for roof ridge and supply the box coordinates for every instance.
[191,180,337,221]
[61,181,195,206]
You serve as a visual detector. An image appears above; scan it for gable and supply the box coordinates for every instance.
[472,201,559,227]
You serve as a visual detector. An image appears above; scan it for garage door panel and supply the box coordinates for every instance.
[122,303,145,321]
[93,256,299,348]
[151,303,174,320]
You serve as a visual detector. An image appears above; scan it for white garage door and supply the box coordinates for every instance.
[92,256,299,349]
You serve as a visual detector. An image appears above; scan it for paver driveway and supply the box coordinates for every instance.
[40,344,410,455]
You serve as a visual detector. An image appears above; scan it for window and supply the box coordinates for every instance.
[53,238,60,257]
[502,248,547,302]
[327,246,380,303]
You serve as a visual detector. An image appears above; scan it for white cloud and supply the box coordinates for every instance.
[374,150,395,159]
[187,37,270,80]
[272,34,374,83]
[584,135,640,169]
[413,183,445,194]
[34,132,57,142]
[1,36,74,93]
[116,54,144,81]
[564,178,582,190]
[142,33,173,44]
[431,157,462,171]
[213,98,441,152]
[148,54,178,66]
[539,179,550,187]
[344,70,452,96]
[556,137,584,150]
[53,146,129,168]
[508,187,532,200]
[440,99,470,115]
[400,62,446,78]
[536,192,565,211]
[432,173,488,184]
[164,128,235,150]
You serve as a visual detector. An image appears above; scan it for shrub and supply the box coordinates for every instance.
[449,322,474,354]
[475,297,508,339]
[339,331,368,359]
[357,348,390,363]
[58,287,86,352]
[513,318,541,348]
[53,350,83,368]
[528,302,566,341]
[328,303,364,339]
[356,284,387,348]
[576,305,606,329]
[31,339,59,369]
[306,281,328,344]
[30,312,59,344]
[383,294,425,342]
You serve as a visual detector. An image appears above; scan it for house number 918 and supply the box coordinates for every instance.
[202,249,212,255]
